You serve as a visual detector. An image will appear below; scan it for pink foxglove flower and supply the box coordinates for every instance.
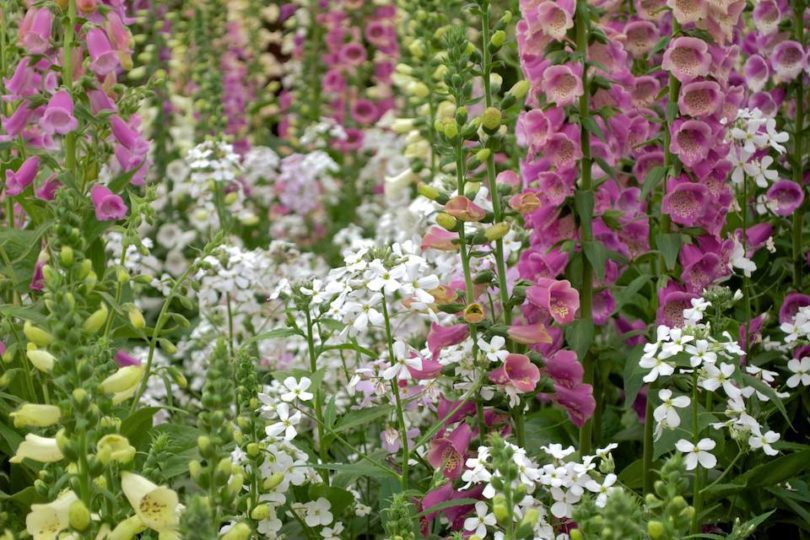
[542,64,583,107]
[427,323,469,358]
[444,196,486,222]
[90,184,128,221]
[662,37,711,83]
[545,349,583,387]
[507,322,553,345]
[669,119,713,167]
[40,91,78,135]
[524,0,575,41]
[87,28,120,76]
[743,55,770,93]
[678,81,722,118]
[766,180,805,217]
[19,8,53,55]
[770,40,806,83]
[667,0,707,24]
[554,383,596,428]
[623,21,658,58]
[662,179,710,227]
[426,423,473,480]
[5,156,40,197]
[421,227,458,251]
[752,0,782,34]
[526,278,580,325]
[488,353,541,393]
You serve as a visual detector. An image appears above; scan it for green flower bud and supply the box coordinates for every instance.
[221,523,251,540]
[490,30,506,49]
[263,472,284,491]
[27,347,55,373]
[59,246,74,267]
[508,80,531,100]
[436,213,458,231]
[485,222,510,241]
[250,504,271,521]
[83,304,109,334]
[69,500,91,531]
[24,321,55,347]
[77,259,93,279]
[481,107,502,131]
[128,307,146,330]
[492,494,509,524]
[443,120,459,139]
[408,81,429,98]
[476,148,491,162]
[197,436,212,456]
[647,521,665,539]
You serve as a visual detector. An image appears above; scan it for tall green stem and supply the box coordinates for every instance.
[62,0,78,180]
[691,372,703,533]
[575,0,595,456]
[381,298,409,490]
[480,0,511,325]
[305,308,329,485]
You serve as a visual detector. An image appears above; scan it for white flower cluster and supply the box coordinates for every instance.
[728,107,790,188]
[461,442,620,539]
[640,297,785,459]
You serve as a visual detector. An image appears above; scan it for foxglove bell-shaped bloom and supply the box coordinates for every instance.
[121,472,180,534]
[25,491,78,540]
[623,21,658,58]
[19,8,53,55]
[90,184,128,221]
[421,227,458,251]
[488,353,541,393]
[526,278,580,325]
[542,63,583,107]
[4,58,37,100]
[752,0,782,34]
[427,423,473,480]
[779,293,810,324]
[427,323,469,358]
[678,80,722,117]
[39,91,78,135]
[10,433,64,464]
[5,155,40,197]
[445,196,486,222]
[766,180,805,216]
[743,55,770,93]
[662,179,710,226]
[507,322,553,345]
[667,0,707,24]
[662,37,711,83]
[2,101,33,136]
[545,349,583,387]
[524,0,575,41]
[771,40,807,83]
[87,27,120,75]
[554,383,596,428]
[669,119,713,167]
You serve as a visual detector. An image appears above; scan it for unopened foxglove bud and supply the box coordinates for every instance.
[263,472,284,491]
[485,222,510,241]
[24,321,55,347]
[83,304,108,333]
[463,303,485,324]
[250,504,270,521]
[221,523,251,540]
[481,107,502,131]
[128,306,145,330]
[59,246,74,267]
[69,500,91,531]
[27,348,55,373]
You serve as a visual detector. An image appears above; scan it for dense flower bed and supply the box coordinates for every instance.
[0,0,808,538]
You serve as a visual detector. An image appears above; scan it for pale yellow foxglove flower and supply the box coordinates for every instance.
[26,348,55,373]
[121,472,180,533]
[25,490,77,540]
[99,366,144,395]
[10,403,61,428]
[107,515,147,540]
[96,434,136,464]
[10,434,64,464]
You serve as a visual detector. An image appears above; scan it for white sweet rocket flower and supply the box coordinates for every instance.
[683,298,710,324]
[743,156,779,188]
[541,444,576,461]
[585,473,618,508]
[464,501,497,538]
[383,341,423,380]
[342,293,384,331]
[748,426,780,456]
[685,339,717,367]
[365,259,404,294]
[700,362,741,398]
[763,117,790,153]
[280,377,314,402]
[653,389,691,431]
[550,486,581,518]
[787,357,810,388]
[730,237,757,277]
[660,328,693,358]
[303,498,333,527]
[640,354,676,383]
[321,522,344,540]
[675,438,717,470]
[265,403,302,441]
[478,336,509,363]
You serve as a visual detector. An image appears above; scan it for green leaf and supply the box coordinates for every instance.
[311,460,398,481]
[656,233,681,271]
[120,407,159,450]
[740,449,810,487]
[583,240,607,281]
[416,497,480,518]
[641,166,667,199]
[615,275,652,312]
[742,373,792,427]
[622,345,646,408]
[324,396,337,430]
[250,327,300,342]
[565,319,594,361]
[0,305,48,325]
[582,116,606,143]
[618,459,644,489]
[333,404,393,434]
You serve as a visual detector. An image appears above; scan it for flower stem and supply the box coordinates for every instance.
[480,0,511,325]
[642,381,655,493]
[305,307,329,485]
[62,0,78,180]
[691,371,703,534]
[381,297,409,490]
[575,0,595,456]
